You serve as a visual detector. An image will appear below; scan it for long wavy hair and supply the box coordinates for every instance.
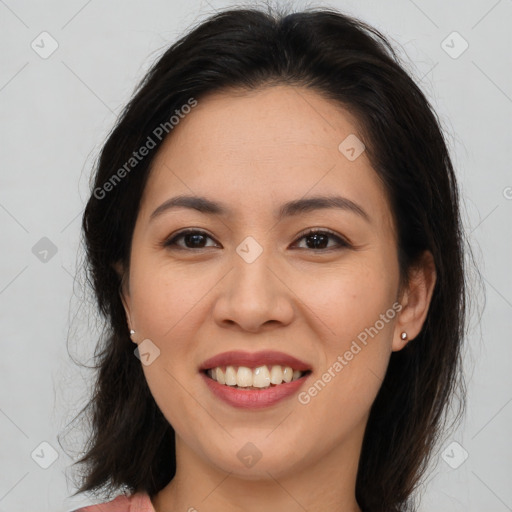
[62,5,474,511]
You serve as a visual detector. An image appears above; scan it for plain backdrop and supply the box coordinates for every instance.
[1,0,511,511]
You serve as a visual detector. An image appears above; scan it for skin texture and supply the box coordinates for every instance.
[115,85,437,512]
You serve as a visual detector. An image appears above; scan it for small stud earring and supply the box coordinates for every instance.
[400,332,408,340]
[129,329,138,345]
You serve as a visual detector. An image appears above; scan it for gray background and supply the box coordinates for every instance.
[1,0,511,510]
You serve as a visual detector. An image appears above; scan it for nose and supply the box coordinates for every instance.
[212,246,294,333]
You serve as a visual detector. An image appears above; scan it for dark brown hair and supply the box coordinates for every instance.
[62,5,472,511]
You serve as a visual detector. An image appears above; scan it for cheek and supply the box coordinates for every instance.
[298,307,394,444]
[297,259,397,407]
[141,362,210,451]
[131,272,207,431]
[129,259,211,339]
[297,260,397,344]
[128,259,216,421]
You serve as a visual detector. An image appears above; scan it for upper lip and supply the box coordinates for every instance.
[199,350,312,372]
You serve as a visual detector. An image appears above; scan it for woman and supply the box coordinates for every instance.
[67,5,468,512]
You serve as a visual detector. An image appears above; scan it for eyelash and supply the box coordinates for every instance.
[162,228,351,252]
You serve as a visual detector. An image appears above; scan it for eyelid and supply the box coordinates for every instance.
[163,228,220,249]
[163,227,351,251]
[292,227,351,248]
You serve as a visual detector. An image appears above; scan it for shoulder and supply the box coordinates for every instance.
[69,491,154,512]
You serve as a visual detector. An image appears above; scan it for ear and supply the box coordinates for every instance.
[112,260,133,329]
[393,250,437,351]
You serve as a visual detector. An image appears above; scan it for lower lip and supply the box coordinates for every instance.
[201,371,310,409]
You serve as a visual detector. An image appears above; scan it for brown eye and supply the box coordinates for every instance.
[164,229,219,249]
[163,228,350,251]
[293,229,351,251]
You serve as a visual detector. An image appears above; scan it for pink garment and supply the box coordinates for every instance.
[71,492,155,512]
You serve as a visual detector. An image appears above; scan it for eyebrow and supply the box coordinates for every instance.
[149,194,370,223]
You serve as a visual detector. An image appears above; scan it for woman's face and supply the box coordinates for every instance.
[118,85,415,479]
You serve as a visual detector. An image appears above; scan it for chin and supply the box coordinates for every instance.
[199,438,307,479]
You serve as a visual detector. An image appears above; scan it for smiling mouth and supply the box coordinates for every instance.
[203,365,312,390]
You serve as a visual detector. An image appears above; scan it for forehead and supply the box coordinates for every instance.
[165,84,363,156]
[140,85,393,233]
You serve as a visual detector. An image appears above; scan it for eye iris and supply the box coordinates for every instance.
[306,233,329,249]
[185,233,206,248]
[169,230,341,250]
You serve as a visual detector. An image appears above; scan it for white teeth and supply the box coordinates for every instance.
[283,367,293,383]
[215,367,225,385]
[224,365,237,385]
[207,364,306,388]
[253,366,270,388]
[269,365,283,384]
[237,366,253,387]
